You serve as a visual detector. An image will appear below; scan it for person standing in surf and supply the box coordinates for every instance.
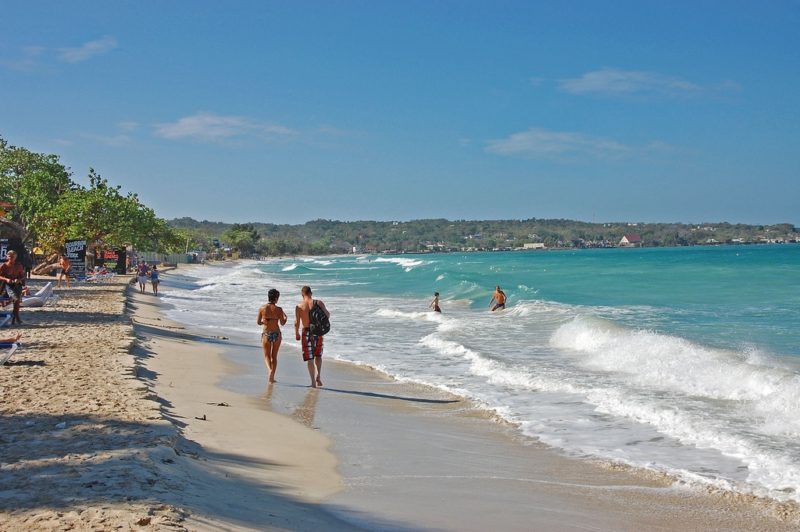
[294,286,330,388]
[489,285,507,311]
[429,292,441,313]
[257,288,288,383]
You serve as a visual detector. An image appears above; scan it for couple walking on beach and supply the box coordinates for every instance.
[136,262,160,295]
[257,286,330,387]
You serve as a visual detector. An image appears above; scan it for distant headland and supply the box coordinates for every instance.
[169,217,799,257]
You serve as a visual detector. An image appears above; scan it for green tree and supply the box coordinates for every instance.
[223,223,260,255]
[0,136,73,243]
[39,169,179,253]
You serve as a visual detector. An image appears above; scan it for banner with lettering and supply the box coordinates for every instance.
[64,239,87,279]
[97,249,127,274]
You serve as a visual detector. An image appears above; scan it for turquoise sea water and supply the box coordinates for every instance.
[162,244,800,503]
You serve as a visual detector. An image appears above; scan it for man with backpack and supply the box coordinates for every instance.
[294,285,330,388]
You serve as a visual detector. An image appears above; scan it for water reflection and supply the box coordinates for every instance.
[291,387,320,428]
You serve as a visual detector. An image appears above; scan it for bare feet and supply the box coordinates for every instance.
[316,377,323,387]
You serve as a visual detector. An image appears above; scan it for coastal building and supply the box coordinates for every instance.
[619,234,643,247]
[522,243,546,250]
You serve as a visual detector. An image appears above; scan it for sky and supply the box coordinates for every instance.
[1,1,798,226]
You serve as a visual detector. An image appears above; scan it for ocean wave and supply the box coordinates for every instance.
[375,308,444,323]
[373,257,429,271]
[550,317,798,403]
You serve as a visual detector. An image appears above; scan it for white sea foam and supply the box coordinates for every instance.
[373,257,428,271]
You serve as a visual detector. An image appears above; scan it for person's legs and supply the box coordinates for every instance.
[11,300,21,325]
[306,359,317,387]
[302,329,317,387]
[314,356,323,387]
[268,336,281,383]
[65,271,70,288]
[261,336,271,375]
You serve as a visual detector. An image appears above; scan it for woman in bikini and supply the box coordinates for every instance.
[257,288,288,383]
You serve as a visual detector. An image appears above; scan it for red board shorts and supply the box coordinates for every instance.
[301,328,323,362]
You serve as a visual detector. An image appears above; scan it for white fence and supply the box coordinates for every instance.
[135,252,196,264]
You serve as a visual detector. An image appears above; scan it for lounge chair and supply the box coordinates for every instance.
[0,342,20,365]
[21,282,54,308]
[0,312,11,328]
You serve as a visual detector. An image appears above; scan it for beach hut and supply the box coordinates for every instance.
[619,234,643,247]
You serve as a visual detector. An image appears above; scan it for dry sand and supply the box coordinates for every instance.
[0,276,186,530]
[0,275,352,531]
[2,269,799,531]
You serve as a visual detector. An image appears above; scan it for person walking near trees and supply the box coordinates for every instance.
[56,254,71,288]
[0,250,27,325]
[294,286,330,388]
[150,265,160,295]
[136,262,149,293]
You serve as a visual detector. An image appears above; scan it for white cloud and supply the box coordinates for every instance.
[81,133,131,147]
[486,127,632,160]
[559,68,704,97]
[57,36,117,63]
[1,46,46,71]
[117,121,140,132]
[154,112,297,143]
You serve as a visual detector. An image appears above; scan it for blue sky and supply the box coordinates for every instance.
[2,1,798,225]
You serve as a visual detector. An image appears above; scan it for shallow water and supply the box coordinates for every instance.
[161,245,800,503]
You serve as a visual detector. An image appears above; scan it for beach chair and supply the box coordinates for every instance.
[21,282,54,308]
[0,312,12,328]
[0,342,20,365]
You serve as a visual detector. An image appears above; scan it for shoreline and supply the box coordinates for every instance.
[2,269,798,530]
[158,267,800,530]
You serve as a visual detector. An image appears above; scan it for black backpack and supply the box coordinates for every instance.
[309,300,331,336]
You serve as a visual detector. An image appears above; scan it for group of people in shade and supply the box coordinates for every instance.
[257,285,330,388]
[135,262,160,295]
[430,285,507,313]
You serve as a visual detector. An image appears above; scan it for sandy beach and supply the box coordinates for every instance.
[2,268,799,530]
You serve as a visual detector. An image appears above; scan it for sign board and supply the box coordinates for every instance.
[96,249,127,274]
[64,239,87,279]
[0,239,8,261]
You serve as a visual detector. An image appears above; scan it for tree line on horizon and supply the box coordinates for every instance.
[171,216,799,257]
[3,134,795,260]
[0,135,182,259]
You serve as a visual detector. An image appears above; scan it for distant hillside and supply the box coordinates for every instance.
[168,217,799,256]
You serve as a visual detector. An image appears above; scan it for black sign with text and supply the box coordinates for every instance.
[64,239,87,279]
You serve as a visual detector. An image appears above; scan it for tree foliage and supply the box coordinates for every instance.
[0,135,179,254]
[172,217,800,256]
[223,223,260,255]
